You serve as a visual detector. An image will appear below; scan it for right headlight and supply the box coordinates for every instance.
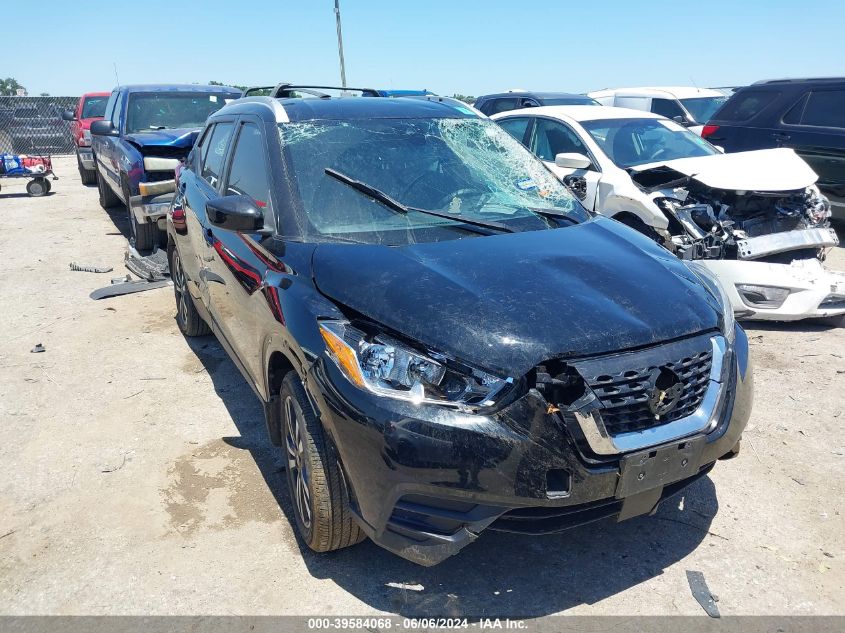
[685,261,736,343]
[319,320,512,410]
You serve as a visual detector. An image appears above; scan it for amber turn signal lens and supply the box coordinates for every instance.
[319,325,365,388]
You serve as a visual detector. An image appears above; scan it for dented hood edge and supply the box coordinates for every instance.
[632,148,818,192]
[124,128,200,149]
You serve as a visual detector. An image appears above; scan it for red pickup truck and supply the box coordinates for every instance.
[61,92,109,184]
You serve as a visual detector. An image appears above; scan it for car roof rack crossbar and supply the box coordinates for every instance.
[242,83,381,98]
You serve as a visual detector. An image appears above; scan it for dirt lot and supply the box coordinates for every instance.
[1,155,843,617]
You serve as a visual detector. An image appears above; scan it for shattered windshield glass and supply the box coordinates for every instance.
[277,117,587,244]
[582,117,719,168]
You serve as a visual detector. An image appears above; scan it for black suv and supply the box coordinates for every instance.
[474,91,599,116]
[703,78,845,220]
[168,94,751,566]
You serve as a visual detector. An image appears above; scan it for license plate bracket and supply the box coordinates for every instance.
[615,435,706,499]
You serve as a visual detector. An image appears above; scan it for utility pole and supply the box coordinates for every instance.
[334,0,347,88]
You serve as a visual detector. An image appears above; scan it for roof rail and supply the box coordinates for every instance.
[242,83,381,98]
[753,77,845,85]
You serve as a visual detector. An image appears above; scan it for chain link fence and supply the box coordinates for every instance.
[0,96,79,155]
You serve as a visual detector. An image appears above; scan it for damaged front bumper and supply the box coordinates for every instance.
[128,190,175,226]
[304,326,752,566]
[703,257,845,321]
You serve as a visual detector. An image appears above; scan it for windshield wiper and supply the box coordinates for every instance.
[527,207,580,226]
[324,168,515,235]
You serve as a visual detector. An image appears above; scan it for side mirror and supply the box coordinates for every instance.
[61,110,75,122]
[90,120,118,136]
[207,195,265,233]
[554,152,592,170]
[672,115,692,127]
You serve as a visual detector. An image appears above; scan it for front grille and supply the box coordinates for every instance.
[571,335,714,436]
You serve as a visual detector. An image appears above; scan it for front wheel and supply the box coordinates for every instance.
[123,177,160,251]
[77,153,96,185]
[170,246,210,337]
[281,372,365,553]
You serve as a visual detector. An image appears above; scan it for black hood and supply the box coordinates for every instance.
[312,217,720,377]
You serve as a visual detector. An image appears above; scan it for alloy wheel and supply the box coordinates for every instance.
[172,250,189,329]
[284,395,312,529]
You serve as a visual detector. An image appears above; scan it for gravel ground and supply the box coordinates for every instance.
[0,155,843,617]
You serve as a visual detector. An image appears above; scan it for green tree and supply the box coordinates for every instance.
[452,94,476,104]
[209,80,249,92]
[0,77,26,96]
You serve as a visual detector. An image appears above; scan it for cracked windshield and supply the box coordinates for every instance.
[278,117,588,244]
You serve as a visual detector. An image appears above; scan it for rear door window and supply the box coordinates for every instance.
[497,117,531,145]
[714,90,781,122]
[200,122,234,188]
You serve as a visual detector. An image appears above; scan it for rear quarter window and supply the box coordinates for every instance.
[798,90,845,128]
[712,89,781,122]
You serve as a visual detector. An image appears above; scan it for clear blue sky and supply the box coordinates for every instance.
[4,0,844,97]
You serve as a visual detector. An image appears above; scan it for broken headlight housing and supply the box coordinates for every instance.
[685,261,736,343]
[319,320,512,409]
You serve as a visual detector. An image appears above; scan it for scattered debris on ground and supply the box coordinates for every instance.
[69,262,113,273]
[686,570,720,618]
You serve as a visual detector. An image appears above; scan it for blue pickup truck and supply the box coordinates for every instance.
[90,84,241,249]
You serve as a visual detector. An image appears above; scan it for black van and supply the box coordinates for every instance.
[702,78,845,220]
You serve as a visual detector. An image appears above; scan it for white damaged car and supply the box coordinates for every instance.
[492,105,844,322]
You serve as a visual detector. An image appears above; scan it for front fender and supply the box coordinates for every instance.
[602,189,670,231]
[118,140,145,196]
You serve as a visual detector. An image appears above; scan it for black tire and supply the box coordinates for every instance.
[96,167,120,209]
[77,154,96,185]
[121,177,162,251]
[281,371,365,553]
[170,246,211,337]
[26,178,48,197]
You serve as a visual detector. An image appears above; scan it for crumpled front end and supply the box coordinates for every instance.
[126,143,193,225]
[305,324,752,566]
[632,164,843,321]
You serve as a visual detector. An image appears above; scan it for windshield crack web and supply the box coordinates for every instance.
[277,117,580,245]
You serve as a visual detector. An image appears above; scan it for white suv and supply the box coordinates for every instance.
[588,87,727,134]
